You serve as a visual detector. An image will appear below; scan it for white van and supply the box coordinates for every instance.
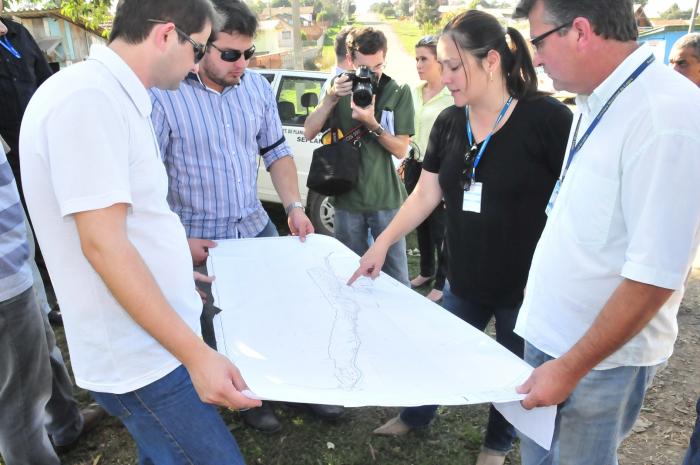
[255,68,335,236]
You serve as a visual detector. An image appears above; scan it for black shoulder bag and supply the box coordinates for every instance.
[306,111,367,196]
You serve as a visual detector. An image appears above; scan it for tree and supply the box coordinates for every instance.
[415,0,440,26]
[271,0,291,7]
[659,3,693,19]
[399,0,410,17]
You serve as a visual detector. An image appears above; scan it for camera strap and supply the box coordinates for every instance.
[338,125,368,144]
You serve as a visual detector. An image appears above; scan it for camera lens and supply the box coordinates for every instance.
[351,65,375,108]
[353,85,373,107]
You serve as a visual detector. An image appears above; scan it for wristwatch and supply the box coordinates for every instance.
[369,124,385,137]
[284,201,305,217]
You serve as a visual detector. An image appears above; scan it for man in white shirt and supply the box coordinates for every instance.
[512,1,700,464]
[19,0,260,463]
[670,33,700,87]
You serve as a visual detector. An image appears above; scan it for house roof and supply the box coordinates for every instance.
[10,7,109,35]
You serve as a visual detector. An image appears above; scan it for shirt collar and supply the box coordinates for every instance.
[87,44,152,117]
[576,43,652,117]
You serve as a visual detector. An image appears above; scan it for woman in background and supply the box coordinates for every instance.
[404,35,453,302]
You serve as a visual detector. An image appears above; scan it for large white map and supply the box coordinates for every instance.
[209,235,554,449]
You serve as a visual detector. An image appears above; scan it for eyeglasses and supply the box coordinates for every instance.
[209,43,256,62]
[355,63,386,73]
[148,19,207,63]
[462,143,479,191]
[530,21,571,51]
[417,35,438,47]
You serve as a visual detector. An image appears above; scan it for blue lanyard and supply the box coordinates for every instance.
[466,96,513,178]
[561,54,654,181]
[0,36,22,59]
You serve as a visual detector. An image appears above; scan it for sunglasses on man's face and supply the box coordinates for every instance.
[147,19,207,63]
[209,43,256,62]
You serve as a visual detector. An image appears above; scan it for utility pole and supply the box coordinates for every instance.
[291,0,304,69]
[690,0,699,32]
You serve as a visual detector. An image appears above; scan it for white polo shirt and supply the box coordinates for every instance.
[515,44,700,369]
[20,45,202,393]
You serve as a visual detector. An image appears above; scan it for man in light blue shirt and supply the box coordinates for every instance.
[151,0,342,433]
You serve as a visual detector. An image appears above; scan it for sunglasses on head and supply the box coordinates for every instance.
[147,19,207,63]
[209,43,256,62]
[417,35,438,47]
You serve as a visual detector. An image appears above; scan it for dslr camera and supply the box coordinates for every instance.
[343,65,379,108]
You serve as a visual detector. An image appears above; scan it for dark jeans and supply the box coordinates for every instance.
[399,282,524,454]
[684,396,700,465]
[0,288,82,465]
[415,203,446,290]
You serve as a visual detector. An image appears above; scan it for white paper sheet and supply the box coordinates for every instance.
[209,235,554,450]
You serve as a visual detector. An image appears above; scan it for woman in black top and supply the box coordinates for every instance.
[348,10,572,464]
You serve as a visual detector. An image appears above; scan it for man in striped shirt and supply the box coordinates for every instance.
[151,0,342,433]
[0,135,102,464]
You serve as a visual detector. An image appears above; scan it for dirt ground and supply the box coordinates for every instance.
[617,269,700,465]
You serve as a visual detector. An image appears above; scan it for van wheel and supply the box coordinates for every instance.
[307,191,334,236]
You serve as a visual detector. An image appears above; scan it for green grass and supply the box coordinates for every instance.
[385,18,426,56]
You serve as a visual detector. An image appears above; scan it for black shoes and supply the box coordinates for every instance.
[240,402,345,433]
[47,307,63,326]
[308,403,345,420]
[53,403,106,454]
[241,401,282,433]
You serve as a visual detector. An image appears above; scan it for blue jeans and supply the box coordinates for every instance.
[91,365,245,465]
[0,287,83,465]
[519,343,662,465]
[334,208,409,286]
[683,396,700,465]
[400,283,523,454]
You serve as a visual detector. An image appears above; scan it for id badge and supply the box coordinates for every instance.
[462,182,483,213]
[545,179,561,216]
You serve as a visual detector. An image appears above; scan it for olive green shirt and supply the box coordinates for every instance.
[331,76,415,212]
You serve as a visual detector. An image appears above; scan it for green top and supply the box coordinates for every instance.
[331,76,415,212]
[410,82,453,161]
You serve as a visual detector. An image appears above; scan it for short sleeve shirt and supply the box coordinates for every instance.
[422,96,572,307]
[331,75,414,212]
[515,45,700,368]
[19,45,202,393]
[410,82,452,160]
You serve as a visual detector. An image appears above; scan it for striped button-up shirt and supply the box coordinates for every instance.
[150,70,291,239]
[0,144,32,302]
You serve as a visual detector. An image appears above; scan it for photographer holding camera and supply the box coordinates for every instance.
[304,27,414,285]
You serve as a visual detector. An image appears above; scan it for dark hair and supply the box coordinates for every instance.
[212,0,258,38]
[514,0,637,42]
[346,27,388,59]
[443,10,538,99]
[109,0,222,44]
[334,26,354,59]
[415,35,438,56]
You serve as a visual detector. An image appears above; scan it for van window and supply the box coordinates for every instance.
[276,76,325,126]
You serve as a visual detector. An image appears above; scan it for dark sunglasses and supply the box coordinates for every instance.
[209,43,256,62]
[462,143,479,191]
[530,21,571,51]
[416,35,438,47]
[148,19,207,63]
